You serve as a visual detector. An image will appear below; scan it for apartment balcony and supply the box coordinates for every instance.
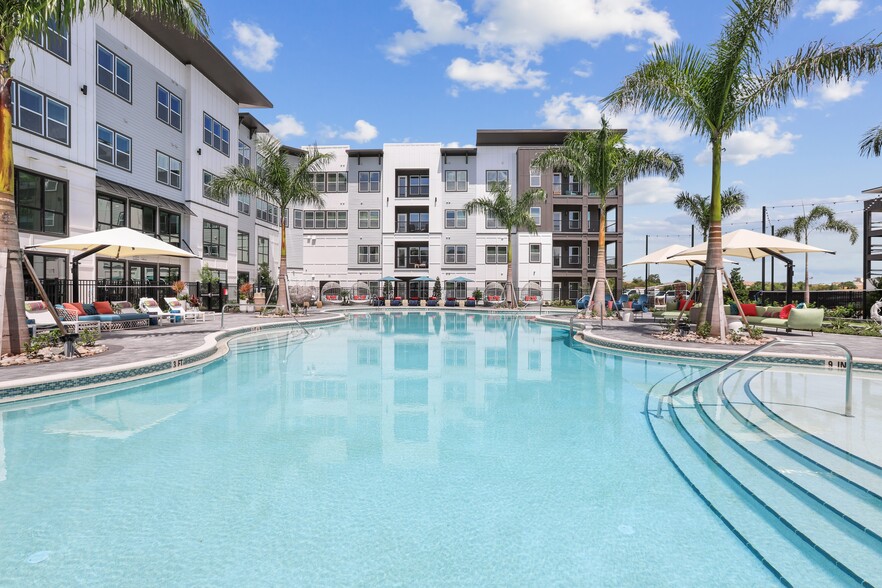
[395,242,429,269]
[396,221,429,234]
[395,207,429,234]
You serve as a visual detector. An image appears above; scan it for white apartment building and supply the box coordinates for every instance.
[11,13,623,307]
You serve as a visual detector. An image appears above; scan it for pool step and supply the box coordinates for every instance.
[672,384,882,585]
[646,393,849,587]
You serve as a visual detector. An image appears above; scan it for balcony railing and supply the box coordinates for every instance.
[396,221,429,233]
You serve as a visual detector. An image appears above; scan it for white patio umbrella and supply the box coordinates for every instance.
[27,227,198,302]
[624,244,738,267]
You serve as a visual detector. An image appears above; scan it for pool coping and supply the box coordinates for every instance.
[0,313,347,402]
[533,315,882,372]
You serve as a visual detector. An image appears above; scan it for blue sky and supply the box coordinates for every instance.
[203,0,881,286]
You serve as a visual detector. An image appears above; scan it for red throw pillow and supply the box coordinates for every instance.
[63,302,83,316]
[779,304,796,319]
[94,301,114,315]
[740,304,757,316]
[72,302,87,316]
[763,308,778,317]
[678,299,694,311]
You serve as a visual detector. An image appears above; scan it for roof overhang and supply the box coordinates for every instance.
[476,129,626,146]
[128,14,272,109]
[281,145,306,157]
[862,185,882,194]
[239,113,268,134]
[96,177,195,217]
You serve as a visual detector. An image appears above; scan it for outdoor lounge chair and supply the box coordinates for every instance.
[871,300,882,325]
[139,297,174,324]
[58,301,149,331]
[465,297,476,307]
[164,297,207,322]
[427,297,439,307]
[408,298,421,306]
[25,300,99,335]
[391,296,403,307]
[444,298,458,307]
[631,295,649,312]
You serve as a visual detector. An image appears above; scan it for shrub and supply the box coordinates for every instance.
[696,322,712,338]
[78,329,100,347]
[747,325,764,340]
[25,329,61,355]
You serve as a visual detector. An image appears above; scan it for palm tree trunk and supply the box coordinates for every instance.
[506,231,516,309]
[0,56,29,355]
[278,216,290,313]
[593,209,607,316]
[699,136,725,337]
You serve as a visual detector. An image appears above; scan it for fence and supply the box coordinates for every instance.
[750,290,879,317]
[24,279,234,312]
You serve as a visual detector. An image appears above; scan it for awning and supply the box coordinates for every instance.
[96,177,195,217]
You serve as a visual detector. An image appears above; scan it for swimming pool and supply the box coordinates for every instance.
[0,312,862,585]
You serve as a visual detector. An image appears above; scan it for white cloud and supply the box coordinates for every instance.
[444,141,461,148]
[386,0,678,91]
[696,118,799,166]
[539,93,688,146]
[231,21,281,72]
[446,57,545,90]
[819,79,867,102]
[266,114,306,140]
[572,60,593,78]
[805,0,861,24]
[341,120,379,144]
[624,176,682,205]
[792,98,809,108]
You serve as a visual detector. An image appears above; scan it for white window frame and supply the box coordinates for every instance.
[530,206,541,225]
[529,243,541,263]
[529,166,541,188]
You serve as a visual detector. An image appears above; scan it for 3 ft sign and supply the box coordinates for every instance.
[824,358,850,370]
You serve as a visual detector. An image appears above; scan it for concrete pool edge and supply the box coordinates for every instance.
[0,314,346,403]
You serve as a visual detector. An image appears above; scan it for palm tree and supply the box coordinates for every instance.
[775,205,858,304]
[675,186,747,240]
[860,123,882,157]
[603,0,882,336]
[464,183,546,308]
[0,2,208,355]
[531,119,684,316]
[209,135,331,313]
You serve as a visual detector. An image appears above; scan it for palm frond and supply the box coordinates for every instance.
[720,186,748,217]
[733,39,882,129]
[823,218,859,244]
[860,123,882,157]
[619,147,685,183]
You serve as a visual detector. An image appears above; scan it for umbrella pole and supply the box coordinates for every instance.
[70,245,110,303]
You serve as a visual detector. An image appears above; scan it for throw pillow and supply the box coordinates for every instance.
[72,302,87,316]
[82,303,98,316]
[741,303,757,316]
[763,308,778,318]
[62,302,83,316]
[779,304,796,319]
[94,301,114,315]
[729,302,738,315]
[678,299,694,311]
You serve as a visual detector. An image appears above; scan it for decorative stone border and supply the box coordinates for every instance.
[0,314,346,402]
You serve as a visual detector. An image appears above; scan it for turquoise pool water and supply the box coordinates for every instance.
[0,312,777,585]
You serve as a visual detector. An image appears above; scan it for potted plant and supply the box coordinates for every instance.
[239,282,254,312]
[172,280,187,300]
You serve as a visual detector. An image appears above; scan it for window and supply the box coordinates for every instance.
[553,211,562,232]
[358,210,380,229]
[486,212,503,229]
[238,232,250,264]
[326,211,348,229]
[129,202,156,235]
[293,209,302,228]
[15,170,66,235]
[159,210,181,246]
[97,259,126,281]
[486,170,509,190]
[257,237,270,266]
[28,17,69,61]
[155,84,182,131]
[358,245,380,264]
[445,209,467,229]
[237,194,251,215]
[326,172,348,193]
[396,211,428,233]
[529,243,541,263]
[359,171,380,192]
[310,173,325,192]
[552,173,561,196]
[485,245,507,264]
[568,245,581,266]
[256,198,279,224]
[203,170,228,204]
[96,44,131,101]
[203,221,228,259]
[238,141,251,167]
[203,113,230,156]
[445,245,467,264]
[530,166,541,188]
[97,124,131,170]
[156,152,182,189]
[529,206,541,225]
[396,245,428,268]
[568,210,581,230]
[97,194,125,231]
[159,265,181,285]
[445,170,467,192]
[397,173,429,197]
[553,246,562,268]
[568,283,580,300]
[555,173,581,196]
[9,82,70,145]
[25,252,68,281]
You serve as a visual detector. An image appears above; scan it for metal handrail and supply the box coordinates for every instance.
[656,339,854,418]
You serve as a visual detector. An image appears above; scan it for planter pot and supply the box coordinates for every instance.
[239,302,248,311]
[420,300,427,307]
[385,300,391,307]
[458,300,465,308]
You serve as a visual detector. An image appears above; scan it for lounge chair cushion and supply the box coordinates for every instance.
[740,303,757,316]
[94,301,114,315]
[678,299,694,311]
[63,302,83,316]
[25,300,48,312]
[779,304,795,319]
